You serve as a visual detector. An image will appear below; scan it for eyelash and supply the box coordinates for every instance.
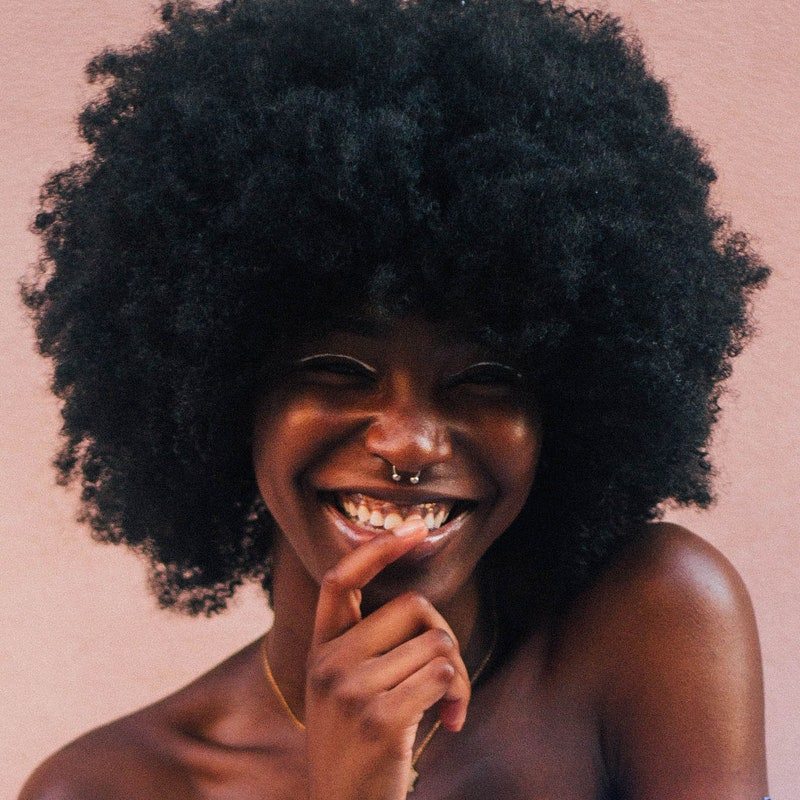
[293,355,376,379]
[293,356,522,388]
[444,363,523,388]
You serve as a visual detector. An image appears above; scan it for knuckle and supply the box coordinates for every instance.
[307,653,343,696]
[335,680,367,717]
[430,656,456,683]
[429,627,455,655]
[402,591,432,618]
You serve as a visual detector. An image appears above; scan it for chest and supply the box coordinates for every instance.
[408,647,607,800]
[187,641,610,800]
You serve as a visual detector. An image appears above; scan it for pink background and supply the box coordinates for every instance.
[1,1,797,796]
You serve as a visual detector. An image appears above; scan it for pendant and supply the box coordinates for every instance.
[407,765,418,793]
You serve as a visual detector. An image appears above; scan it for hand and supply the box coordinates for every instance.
[305,516,472,800]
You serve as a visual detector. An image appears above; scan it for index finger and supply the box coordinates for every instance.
[312,516,429,646]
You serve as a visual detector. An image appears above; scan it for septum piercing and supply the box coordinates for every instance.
[391,464,422,484]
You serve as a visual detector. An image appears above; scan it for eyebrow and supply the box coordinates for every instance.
[293,353,378,373]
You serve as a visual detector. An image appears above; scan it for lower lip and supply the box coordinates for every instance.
[321,501,473,560]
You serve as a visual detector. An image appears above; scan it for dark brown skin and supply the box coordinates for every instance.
[19,319,768,800]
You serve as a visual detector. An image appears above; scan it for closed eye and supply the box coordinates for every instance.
[291,353,377,381]
[443,362,524,389]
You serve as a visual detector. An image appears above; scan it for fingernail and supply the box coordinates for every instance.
[439,698,466,732]
[394,515,426,537]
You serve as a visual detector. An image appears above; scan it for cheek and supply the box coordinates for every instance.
[485,412,543,500]
[251,396,350,503]
[251,400,318,502]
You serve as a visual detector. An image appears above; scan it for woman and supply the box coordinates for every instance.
[19,0,770,797]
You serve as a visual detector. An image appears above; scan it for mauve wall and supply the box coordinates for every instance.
[1,1,797,796]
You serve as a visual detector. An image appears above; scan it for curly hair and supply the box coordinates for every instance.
[22,0,768,629]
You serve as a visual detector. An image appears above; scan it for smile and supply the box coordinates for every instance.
[330,491,476,532]
[319,489,477,539]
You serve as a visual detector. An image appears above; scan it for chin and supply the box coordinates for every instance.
[357,558,474,615]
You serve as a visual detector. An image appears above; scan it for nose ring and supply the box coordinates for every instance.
[391,464,422,485]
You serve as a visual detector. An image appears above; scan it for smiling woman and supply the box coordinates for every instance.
[18,0,771,798]
[252,318,542,616]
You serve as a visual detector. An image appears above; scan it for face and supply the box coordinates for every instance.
[251,317,542,610]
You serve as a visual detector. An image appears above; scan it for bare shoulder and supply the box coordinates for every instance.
[593,520,757,625]
[566,521,768,799]
[581,520,764,701]
[559,521,761,658]
[16,712,193,800]
[16,639,270,800]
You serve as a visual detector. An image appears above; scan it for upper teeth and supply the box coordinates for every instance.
[336,492,455,531]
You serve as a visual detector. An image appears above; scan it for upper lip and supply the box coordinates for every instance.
[317,486,479,505]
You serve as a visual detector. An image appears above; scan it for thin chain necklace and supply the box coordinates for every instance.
[260,603,499,795]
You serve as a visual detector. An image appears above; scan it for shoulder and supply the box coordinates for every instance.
[557,521,761,663]
[565,521,767,799]
[590,520,758,634]
[585,521,766,711]
[17,712,194,800]
[16,640,267,800]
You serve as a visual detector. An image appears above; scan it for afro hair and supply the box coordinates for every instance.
[22,0,769,633]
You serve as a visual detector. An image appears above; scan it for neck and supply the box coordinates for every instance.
[263,535,491,728]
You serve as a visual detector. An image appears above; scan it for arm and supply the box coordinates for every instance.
[598,524,768,799]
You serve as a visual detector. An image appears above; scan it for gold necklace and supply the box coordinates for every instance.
[260,604,499,795]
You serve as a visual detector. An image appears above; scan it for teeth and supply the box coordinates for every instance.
[334,492,463,532]
[383,512,403,530]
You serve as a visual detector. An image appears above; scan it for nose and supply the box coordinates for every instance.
[363,387,452,475]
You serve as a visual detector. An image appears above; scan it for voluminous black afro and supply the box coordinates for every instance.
[23,0,769,626]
